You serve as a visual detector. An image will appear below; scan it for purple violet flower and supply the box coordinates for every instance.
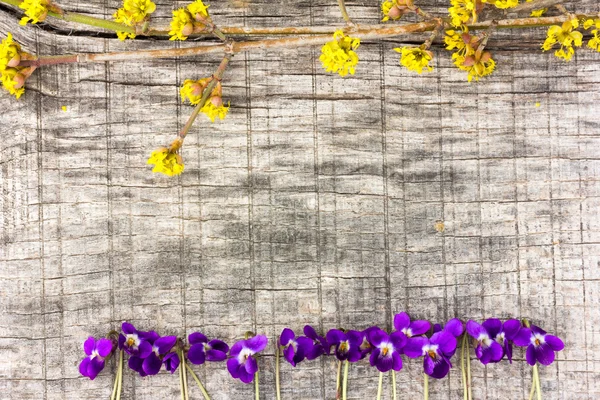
[303,325,327,360]
[513,324,564,366]
[118,322,152,358]
[163,351,180,374]
[432,318,463,358]
[143,335,178,375]
[466,320,504,364]
[367,328,407,372]
[394,312,431,338]
[227,335,268,384]
[187,332,229,365]
[404,331,457,379]
[433,318,464,338]
[279,328,313,367]
[127,330,160,377]
[79,337,113,380]
[326,329,363,362]
[480,319,521,363]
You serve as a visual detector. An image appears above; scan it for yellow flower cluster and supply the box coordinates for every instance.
[187,0,209,17]
[180,78,211,105]
[18,0,50,26]
[381,0,413,22]
[113,0,157,41]
[147,139,185,177]
[1,33,26,99]
[447,31,495,82]
[201,98,230,122]
[526,0,546,17]
[448,0,477,27]
[395,47,434,74]
[0,33,21,71]
[542,19,583,61]
[584,18,600,52]
[444,29,467,55]
[181,78,229,122]
[460,51,496,82]
[169,1,211,41]
[169,9,195,41]
[482,0,518,9]
[1,67,25,99]
[320,30,360,77]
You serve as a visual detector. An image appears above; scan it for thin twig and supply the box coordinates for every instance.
[337,0,354,26]
[177,54,231,142]
[510,0,563,14]
[1,0,136,33]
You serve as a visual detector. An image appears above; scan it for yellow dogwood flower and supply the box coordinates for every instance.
[526,0,546,17]
[585,19,600,52]
[542,19,583,61]
[583,18,600,30]
[482,0,518,9]
[444,29,468,55]
[1,33,22,72]
[395,47,434,74]
[457,51,496,82]
[187,0,209,19]
[168,1,211,41]
[381,0,413,22]
[123,0,156,21]
[180,78,211,105]
[1,67,26,99]
[588,30,600,52]
[320,30,360,77]
[113,0,156,41]
[147,139,185,177]
[19,0,50,25]
[202,81,229,122]
[448,0,478,27]
[201,98,230,122]
[147,149,184,176]
[169,9,195,41]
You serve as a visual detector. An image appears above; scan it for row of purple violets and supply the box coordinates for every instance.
[80,314,564,397]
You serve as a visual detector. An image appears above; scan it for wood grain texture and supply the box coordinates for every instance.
[1,0,599,399]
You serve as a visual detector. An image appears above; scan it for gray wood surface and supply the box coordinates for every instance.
[1,0,599,399]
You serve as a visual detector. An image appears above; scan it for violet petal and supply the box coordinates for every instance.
[393,312,411,331]
[280,328,295,347]
[187,344,206,365]
[545,335,564,351]
[188,332,208,345]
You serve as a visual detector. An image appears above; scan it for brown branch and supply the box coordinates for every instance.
[337,0,354,26]
[178,55,231,141]
[18,14,598,68]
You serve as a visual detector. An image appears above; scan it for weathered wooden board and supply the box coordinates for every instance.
[1,0,599,399]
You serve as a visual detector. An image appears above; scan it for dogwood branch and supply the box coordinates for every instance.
[17,14,598,68]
